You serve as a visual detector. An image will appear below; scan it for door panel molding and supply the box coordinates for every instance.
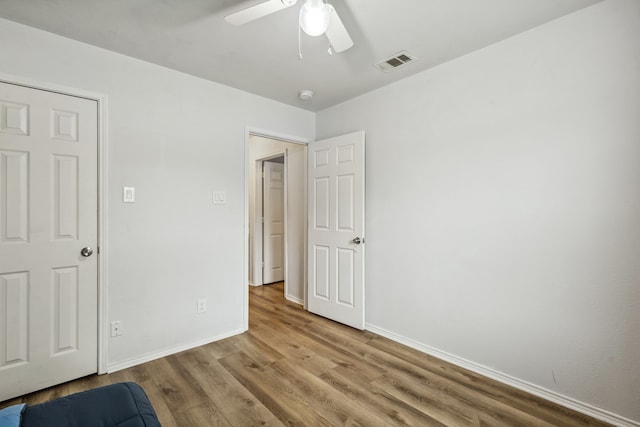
[251,151,286,287]
[307,131,365,330]
[263,160,285,284]
[0,72,108,375]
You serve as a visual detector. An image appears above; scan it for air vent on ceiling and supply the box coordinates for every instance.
[376,51,417,72]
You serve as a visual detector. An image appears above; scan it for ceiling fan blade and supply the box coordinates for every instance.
[225,0,296,26]
[326,6,353,53]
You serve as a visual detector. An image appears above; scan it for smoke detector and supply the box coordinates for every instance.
[299,89,314,100]
[376,50,417,72]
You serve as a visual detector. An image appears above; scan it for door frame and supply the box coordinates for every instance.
[252,151,286,288]
[243,127,310,330]
[0,72,109,374]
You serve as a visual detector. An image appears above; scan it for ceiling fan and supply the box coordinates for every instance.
[225,0,354,55]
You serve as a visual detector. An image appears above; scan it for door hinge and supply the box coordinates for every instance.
[261,217,264,223]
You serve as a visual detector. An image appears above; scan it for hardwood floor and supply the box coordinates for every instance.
[3,282,610,426]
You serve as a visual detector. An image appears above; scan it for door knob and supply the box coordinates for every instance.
[81,247,94,257]
[351,237,362,245]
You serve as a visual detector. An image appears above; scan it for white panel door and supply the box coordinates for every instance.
[0,81,98,400]
[308,131,365,329]
[263,161,284,284]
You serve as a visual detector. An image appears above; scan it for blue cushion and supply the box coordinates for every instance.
[21,382,160,427]
[0,404,26,427]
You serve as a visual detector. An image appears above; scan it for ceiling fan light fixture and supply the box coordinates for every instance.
[299,0,331,37]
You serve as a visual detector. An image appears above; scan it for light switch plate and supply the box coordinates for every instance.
[212,191,226,204]
[123,187,135,203]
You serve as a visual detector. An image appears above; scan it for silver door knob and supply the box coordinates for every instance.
[351,237,362,245]
[81,247,94,257]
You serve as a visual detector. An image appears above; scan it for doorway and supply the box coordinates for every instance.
[247,134,306,306]
[244,130,366,331]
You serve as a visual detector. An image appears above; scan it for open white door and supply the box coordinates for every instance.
[307,131,365,329]
[0,82,98,400]
[263,161,285,284]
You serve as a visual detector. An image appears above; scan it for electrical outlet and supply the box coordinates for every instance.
[197,298,207,313]
[212,191,226,204]
[111,320,122,337]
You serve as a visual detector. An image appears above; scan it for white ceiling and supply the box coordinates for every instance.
[0,0,601,111]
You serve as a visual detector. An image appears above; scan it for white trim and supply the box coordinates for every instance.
[365,323,640,427]
[244,131,249,331]
[283,149,289,297]
[285,295,304,306]
[0,72,109,375]
[107,329,244,373]
[243,126,310,332]
[96,91,109,375]
[302,144,308,310]
[0,72,104,102]
[247,127,312,146]
[253,160,264,287]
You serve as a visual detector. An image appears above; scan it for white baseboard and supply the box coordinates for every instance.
[365,323,638,427]
[107,328,245,373]
[285,294,304,306]
[249,281,261,287]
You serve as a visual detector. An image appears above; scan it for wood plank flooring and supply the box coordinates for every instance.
[2,282,611,426]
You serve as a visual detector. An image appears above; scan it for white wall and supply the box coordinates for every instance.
[317,0,640,423]
[2,0,638,423]
[0,18,315,369]
[248,135,306,304]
